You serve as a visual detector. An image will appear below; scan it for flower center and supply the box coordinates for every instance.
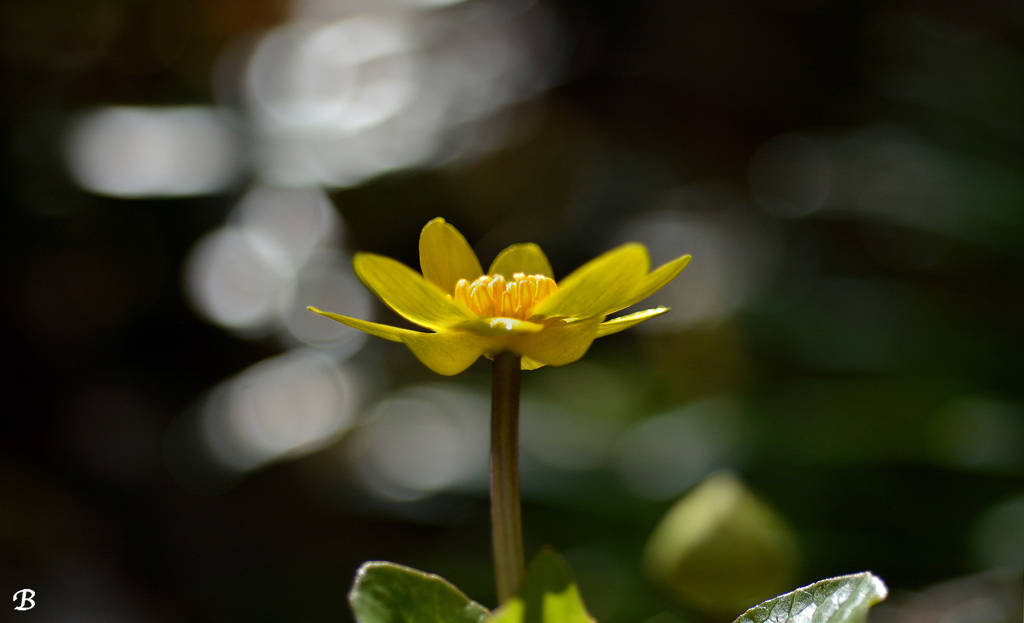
[452,273,558,320]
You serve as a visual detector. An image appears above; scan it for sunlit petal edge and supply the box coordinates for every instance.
[595,306,670,337]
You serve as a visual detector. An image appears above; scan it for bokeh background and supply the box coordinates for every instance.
[2,0,1023,621]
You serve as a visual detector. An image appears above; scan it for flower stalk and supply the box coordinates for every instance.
[490,351,525,604]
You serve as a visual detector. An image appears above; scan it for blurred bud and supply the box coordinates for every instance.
[642,471,798,618]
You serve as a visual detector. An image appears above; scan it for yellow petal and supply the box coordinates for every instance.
[306,306,411,342]
[418,217,484,295]
[608,254,691,313]
[595,307,669,337]
[503,317,602,366]
[400,330,493,376]
[354,253,474,331]
[521,356,546,370]
[308,306,488,375]
[531,244,650,320]
[488,243,554,279]
[455,317,546,336]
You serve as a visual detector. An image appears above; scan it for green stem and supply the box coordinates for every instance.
[491,351,525,605]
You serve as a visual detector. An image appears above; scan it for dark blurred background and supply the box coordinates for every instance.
[2,0,1023,621]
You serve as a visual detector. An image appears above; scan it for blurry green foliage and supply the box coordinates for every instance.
[644,472,799,618]
[489,550,596,623]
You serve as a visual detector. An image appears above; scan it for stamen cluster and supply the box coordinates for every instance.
[453,273,557,320]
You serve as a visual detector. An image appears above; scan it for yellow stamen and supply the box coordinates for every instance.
[452,273,557,320]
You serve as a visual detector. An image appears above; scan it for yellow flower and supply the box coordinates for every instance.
[308,218,690,375]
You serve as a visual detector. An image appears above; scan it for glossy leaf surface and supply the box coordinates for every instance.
[349,561,490,623]
[733,572,888,623]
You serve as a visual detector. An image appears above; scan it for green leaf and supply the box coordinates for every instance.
[732,572,888,623]
[349,561,491,623]
[488,550,596,623]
